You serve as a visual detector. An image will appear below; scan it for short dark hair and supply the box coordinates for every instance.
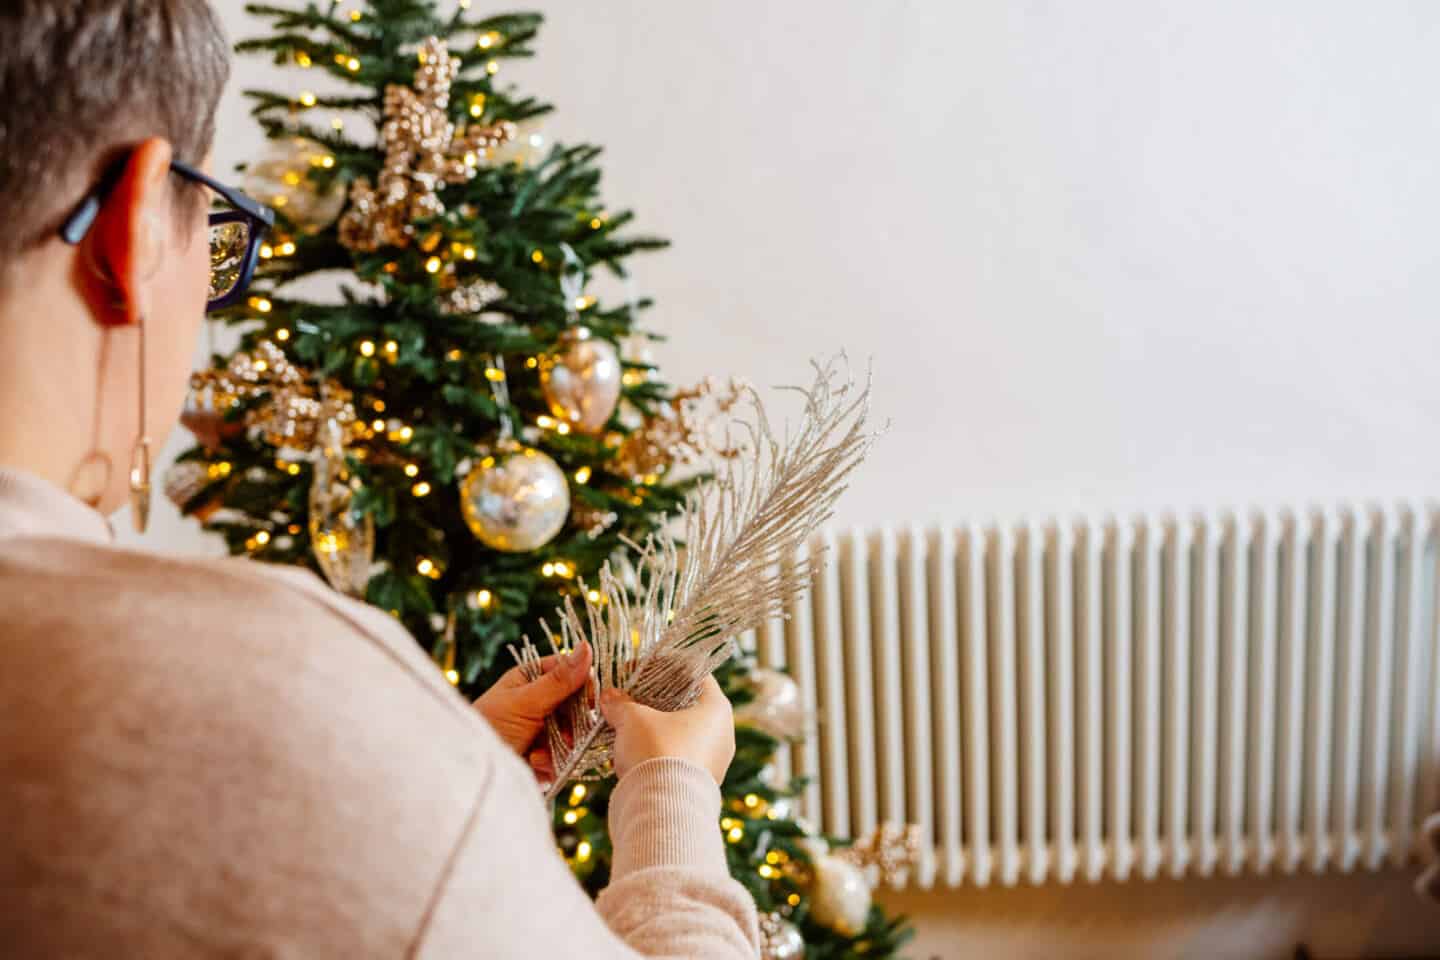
[0,0,230,258]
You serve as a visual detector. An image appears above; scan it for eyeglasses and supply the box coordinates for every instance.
[59,159,276,313]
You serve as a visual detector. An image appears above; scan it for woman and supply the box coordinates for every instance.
[0,2,758,956]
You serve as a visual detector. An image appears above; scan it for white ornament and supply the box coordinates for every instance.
[807,852,872,936]
[734,668,806,739]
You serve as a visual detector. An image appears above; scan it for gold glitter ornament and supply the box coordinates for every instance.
[613,377,745,480]
[758,912,805,960]
[338,36,516,252]
[242,136,345,234]
[833,823,924,887]
[187,341,356,452]
[459,440,570,552]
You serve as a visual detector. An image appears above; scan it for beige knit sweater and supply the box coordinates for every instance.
[0,468,760,957]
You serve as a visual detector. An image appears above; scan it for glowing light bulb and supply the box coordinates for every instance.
[445,668,459,685]
[412,481,431,497]
[346,57,360,71]
[575,841,592,862]
[573,466,591,484]
[259,244,274,259]
[279,241,296,255]
[531,249,544,264]
[404,463,419,478]
[383,339,399,356]
[359,340,376,357]
[416,558,435,576]
[475,589,493,609]
[295,50,312,68]
[484,367,505,382]
[298,91,317,107]
[255,531,271,545]
[589,217,603,229]
[425,256,442,274]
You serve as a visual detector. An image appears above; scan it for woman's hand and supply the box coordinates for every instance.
[599,675,735,785]
[474,641,592,784]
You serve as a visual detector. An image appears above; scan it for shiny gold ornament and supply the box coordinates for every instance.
[162,461,213,511]
[242,136,345,234]
[338,36,516,252]
[308,411,375,596]
[540,327,622,434]
[459,441,570,552]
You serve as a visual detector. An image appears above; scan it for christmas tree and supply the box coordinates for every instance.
[167,2,913,955]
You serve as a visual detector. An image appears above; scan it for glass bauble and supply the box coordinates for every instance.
[460,444,570,552]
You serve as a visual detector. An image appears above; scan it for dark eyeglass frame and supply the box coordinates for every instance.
[58,159,276,312]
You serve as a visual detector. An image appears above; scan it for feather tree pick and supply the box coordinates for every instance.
[511,355,878,800]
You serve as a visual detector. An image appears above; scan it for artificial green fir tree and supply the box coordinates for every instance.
[167,3,913,956]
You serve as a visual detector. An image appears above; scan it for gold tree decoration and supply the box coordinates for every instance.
[338,36,516,252]
[514,356,878,799]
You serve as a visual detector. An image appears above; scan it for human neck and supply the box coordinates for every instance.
[0,276,105,504]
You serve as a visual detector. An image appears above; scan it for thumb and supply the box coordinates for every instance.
[526,642,592,713]
[599,686,650,729]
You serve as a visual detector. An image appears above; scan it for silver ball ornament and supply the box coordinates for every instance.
[242,136,346,234]
[734,668,806,739]
[540,327,622,434]
[460,444,570,552]
[759,912,805,960]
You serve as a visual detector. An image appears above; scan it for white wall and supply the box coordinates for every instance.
[131,1,1440,953]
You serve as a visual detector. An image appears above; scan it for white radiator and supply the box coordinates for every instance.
[744,506,1440,888]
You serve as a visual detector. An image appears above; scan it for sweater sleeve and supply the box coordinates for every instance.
[596,759,761,957]
[415,748,759,959]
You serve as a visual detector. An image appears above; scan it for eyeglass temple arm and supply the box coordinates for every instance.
[59,159,275,246]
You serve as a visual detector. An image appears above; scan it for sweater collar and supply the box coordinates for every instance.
[0,468,113,545]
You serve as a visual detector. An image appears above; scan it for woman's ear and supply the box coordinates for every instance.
[89,137,174,326]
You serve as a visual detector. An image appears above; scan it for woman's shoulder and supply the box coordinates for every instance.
[0,536,509,955]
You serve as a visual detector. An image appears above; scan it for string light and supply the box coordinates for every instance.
[331,117,345,131]
[477,31,500,49]
[446,349,463,361]
[575,841,592,863]
[586,589,603,604]
[404,463,419,477]
[589,217,603,230]
[251,297,273,313]
[253,358,269,373]
[383,339,399,357]
[535,415,556,429]
[542,562,555,577]
[485,60,500,75]
[373,400,386,412]
[274,328,290,342]
[425,256,442,274]
[787,894,801,907]
[412,481,432,497]
[765,851,784,865]
[744,794,761,809]
[525,356,538,369]
[288,524,301,535]
[371,419,386,431]
[255,531,271,546]
[758,864,777,879]
[259,243,274,259]
[417,558,439,578]
[279,241,297,255]
[346,57,361,71]
[484,367,505,382]
[295,50,312,68]
[474,588,493,609]
[556,423,572,435]
[286,463,302,476]
[573,466,591,484]
[562,810,580,825]
[445,668,459,685]
[398,425,413,441]
[462,246,477,260]
[531,249,545,264]
[622,370,645,387]
[359,340,376,357]
[349,8,362,20]
[727,826,744,843]
[298,91,317,107]
[574,295,596,311]
[569,784,587,804]
[208,461,232,479]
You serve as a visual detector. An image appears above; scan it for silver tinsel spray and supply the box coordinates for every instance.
[511,356,879,799]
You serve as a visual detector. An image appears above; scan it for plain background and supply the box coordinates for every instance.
[130,1,1440,954]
